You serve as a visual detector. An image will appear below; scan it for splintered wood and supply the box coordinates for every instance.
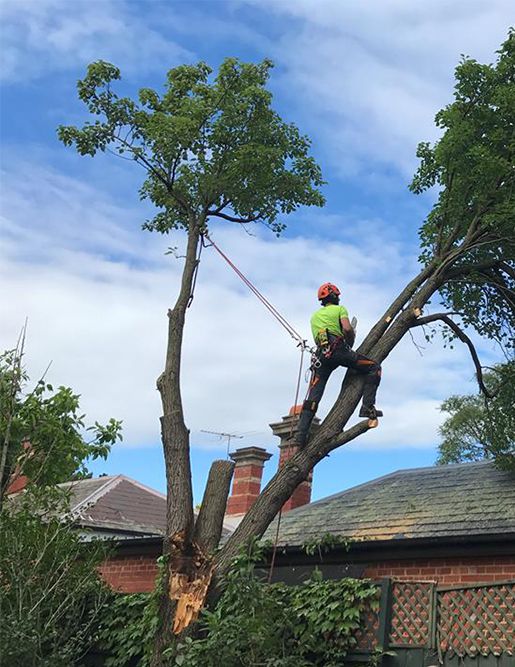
[169,565,214,634]
[368,418,379,429]
[167,533,214,635]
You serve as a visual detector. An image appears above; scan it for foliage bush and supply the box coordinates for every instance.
[95,592,155,667]
[0,491,109,666]
[95,545,379,667]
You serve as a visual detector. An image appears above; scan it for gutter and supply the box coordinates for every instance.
[268,532,515,566]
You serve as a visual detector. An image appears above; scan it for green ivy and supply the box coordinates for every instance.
[94,593,154,667]
[94,544,379,667]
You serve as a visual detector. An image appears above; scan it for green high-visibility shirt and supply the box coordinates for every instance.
[310,304,349,344]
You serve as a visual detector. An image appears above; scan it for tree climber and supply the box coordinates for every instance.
[293,283,383,447]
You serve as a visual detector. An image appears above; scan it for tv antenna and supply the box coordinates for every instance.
[201,430,244,457]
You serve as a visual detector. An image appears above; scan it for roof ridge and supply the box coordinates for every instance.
[70,475,124,514]
[115,475,166,500]
[59,475,117,488]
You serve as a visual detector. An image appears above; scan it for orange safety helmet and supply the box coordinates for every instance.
[317,282,341,301]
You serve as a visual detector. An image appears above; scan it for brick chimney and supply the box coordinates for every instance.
[270,405,320,512]
[225,446,272,522]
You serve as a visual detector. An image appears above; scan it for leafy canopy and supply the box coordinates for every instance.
[58,58,325,235]
[437,362,515,471]
[0,348,122,497]
[411,32,515,347]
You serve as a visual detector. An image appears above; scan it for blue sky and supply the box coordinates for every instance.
[1,0,512,503]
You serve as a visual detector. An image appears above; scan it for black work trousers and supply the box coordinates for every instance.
[295,337,381,444]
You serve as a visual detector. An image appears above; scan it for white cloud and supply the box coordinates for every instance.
[242,0,513,178]
[0,0,192,82]
[0,158,488,453]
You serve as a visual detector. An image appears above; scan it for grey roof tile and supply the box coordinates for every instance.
[264,460,515,547]
[60,475,166,536]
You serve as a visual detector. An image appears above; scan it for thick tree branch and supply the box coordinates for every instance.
[206,210,261,223]
[359,260,438,355]
[193,460,234,554]
[410,313,492,397]
[214,416,371,575]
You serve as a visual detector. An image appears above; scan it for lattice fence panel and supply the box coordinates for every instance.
[352,585,381,651]
[389,581,433,647]
[438,583,515,657]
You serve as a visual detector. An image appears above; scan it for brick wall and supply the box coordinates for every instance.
[99,552,515,594]
[363,554,515,585]
[99,555,158,593]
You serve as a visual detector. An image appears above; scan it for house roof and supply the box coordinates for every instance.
[264,460,515,548]
[60,474,234,541]
[61,475,167,539]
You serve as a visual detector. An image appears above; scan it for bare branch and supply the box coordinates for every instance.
[321,419,375,455]
[410,313,492,397]
[206,210,261,223]
[408,328,425,356]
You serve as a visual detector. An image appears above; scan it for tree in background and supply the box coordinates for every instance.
[0,493,110,666]
[437,361,514,471]
[0,342,122,665]
[58,33,514,659]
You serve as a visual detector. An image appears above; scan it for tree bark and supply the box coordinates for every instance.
[152,220,201,664]
[194,460,235,553]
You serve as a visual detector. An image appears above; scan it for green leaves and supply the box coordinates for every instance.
[0,494,109,666]
[93,541,379,667]
[411,31,515,348]
[58,57,325,235]
[172,543,378,667]
[0,349,122,499]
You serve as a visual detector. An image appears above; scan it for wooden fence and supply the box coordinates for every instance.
[348,579,514,666]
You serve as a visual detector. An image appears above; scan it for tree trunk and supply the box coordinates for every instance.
[154,236,471,654]
[152,220,201,664]
[152,220,238,663]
